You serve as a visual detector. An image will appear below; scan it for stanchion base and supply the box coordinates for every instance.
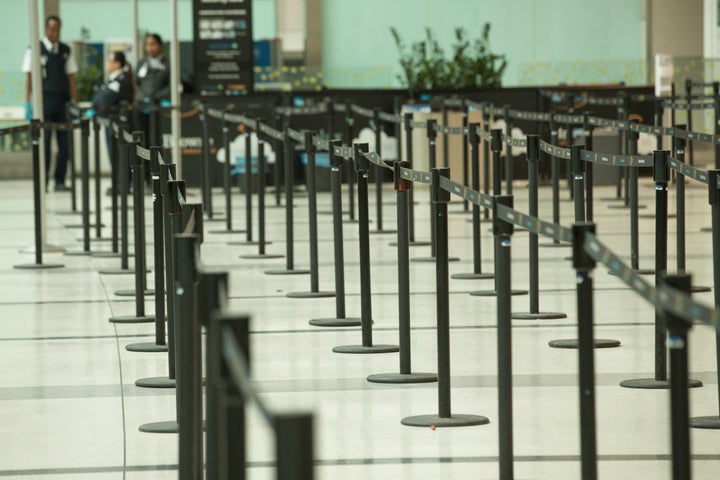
[370,229,397,235]
[13,263,64,270]
[208,228,246,234]
[619,377,703,389]
[92,251,121,258]
[98,268,148,275]
[204,216,226,223]
[367,372,438,384]
[286,291,336,299]
[264,269,310,275]
[239,253,284,260]
[548,338,621,349]
[701,227,712,232]
[411,256,460,263]
[401,414,489,428]
[599,196,623,202]
[607,204,647,210]
[332,344,399,354]
[135,376,176,389]
[139,421,178,434]
[309,317,362,327]
[608,268,654,276]
[389,240,432,247]
[512,311,567,320]
[451,272,494,280]
[690,416,720,429]
[115,289,155,297]
[228,240,271,246]
[539,242,571,248]
[65,223,106,228]
[63,251,92,257]
[469,289,528,297]
[109,315,155,324]
[126,342,168,353]
[344,219,359,224]
[639,213,676,219]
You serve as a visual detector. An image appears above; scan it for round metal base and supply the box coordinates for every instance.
[109,315,155,324]
[135,376,176,389]
[701,227,712,232]
[607,204,647,210]
[54,209,81,215]
[690,416,720,429]
[309,317,362,327]
[64,251,92,257]
[691,285,712,293]
[126,342,168,353]
[228,240,272,246]
[208,228,246,234]
[92,251,121,258]
[639,213,676,219]
[599,196,624,202]
[264,269,310,275]
[548,338,621,349]
[239,253,284,260]
[367,372,438,384]
[608,268,654,276]
[115,289,155,297]
[401,414,490,428]
[286,291,336,299]
[98,268,145,275]
[512,311,567,320]
[539,242,571,248]
[469,289,528,297]
[389,240,432,247]
[65,223,106,228]
[411,256,461,263]
[451,272,494,280]
[91,237,112,242]
[332,344,399,354]
[344,219,359,224]
[619,377,703,389]
[13,263,64,270]
[370,229,397,235]
[139,421,178,434]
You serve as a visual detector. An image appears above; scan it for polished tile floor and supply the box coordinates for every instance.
[1,173,719,479]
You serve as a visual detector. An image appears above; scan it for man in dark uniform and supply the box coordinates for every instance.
[135,33,170,147]
[23,15,79,192]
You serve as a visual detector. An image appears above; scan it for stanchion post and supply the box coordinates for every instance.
[333,143,397,354]
[222,114,233,229]
[244,122,253,237]
[664,274,693,480]
[309,141,360,327]
[573,222,598,480]
[628,121,643,271]
[572,144,586,222]
[345,101,356,222]
[200,104,213,217]
[675,129,687,273]
[482,104,492,220]
[111,124,120,253]
[373,108,384,231]
[583,112,595,221]
[491,128,502,195]
[550,113,561,242]
[401,167,488,428]
[461,100,469,211]
[429,119,438,256]
[685,79,694,166]
[92,116,102,239]
[80,119,91,252]
[715,84,720,169]
[503,105,513,195]
[273,112,283,207]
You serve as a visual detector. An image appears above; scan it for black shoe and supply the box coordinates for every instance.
[54,184,71,192]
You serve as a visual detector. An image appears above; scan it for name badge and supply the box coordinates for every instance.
[138,65,148,78]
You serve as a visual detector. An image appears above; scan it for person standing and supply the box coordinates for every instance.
[22,15,79,192]
[135,33,169,148]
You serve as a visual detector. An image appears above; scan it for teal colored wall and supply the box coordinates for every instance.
[321,0,647,88]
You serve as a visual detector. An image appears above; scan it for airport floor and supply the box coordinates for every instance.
[1,175,720,479]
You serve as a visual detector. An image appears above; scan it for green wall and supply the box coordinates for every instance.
[321,0,647,88]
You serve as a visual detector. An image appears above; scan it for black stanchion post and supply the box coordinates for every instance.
[92,116,102,239]
[573,222,599,480]
[111,125,120,253]
[620,151,701,388]
[276,413,315,480]
[675,129,688,274]
[65,119,92,255]
[401,112,428,246]
[174,233,203,480]
[345,100,356,223]
[239,127,283,260]
[15,120,63,270]
[273,112,283,207]
[452,123,493,281]
[210,112,242,234]
[333,143,398,354]
[655,97,664,151]
[244,125,253,236]
[264,121,309,276]
[441,96,449,168]
[620,93,629,203]
[513,135,566,319]
[547,113,563,245]
[200,104,215,219]
[503,105,513,195]
[690,170,720,428]
[287,131,334,298]
[371,108,386,233]
[110,136,154,323]
[367,160,437,384]
[583,112,595,221]
[309,141,360,327]
[685,79,694,166]
[67,110,77,213]
[461,100,469,211]
[715,83,720,169]
[402,167,488,428]
[127,148,169,353]
[663,274,693,480]
[482,104,492,221]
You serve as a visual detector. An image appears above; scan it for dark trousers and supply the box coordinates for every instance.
[43,94,69,186]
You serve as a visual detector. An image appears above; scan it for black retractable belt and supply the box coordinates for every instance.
[332,143,398,355]
[401,167,488,429]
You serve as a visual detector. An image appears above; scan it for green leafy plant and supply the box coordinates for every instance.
[74,27,103,101]
[390,24,507,92]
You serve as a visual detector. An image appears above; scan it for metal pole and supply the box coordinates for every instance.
[345,101,355,222]
[572,145,586,222]
[373,108,384,231]
[245,127,253,238]
[504,105,513,195]
[685,79,694,166]
[583,112,595,221]
[169,0,182,178]
[483,105,491,221]
[222,115,232,230]
[201,104,213,217]
[276,413,315,480]
[93,117,102,239]
[81,120,90,252]
[111,127,120,253]
[550,113,561,244]
[461,101,469,211]
[675,130,687,273]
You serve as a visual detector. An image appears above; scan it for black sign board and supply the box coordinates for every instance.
[192,0,253,96]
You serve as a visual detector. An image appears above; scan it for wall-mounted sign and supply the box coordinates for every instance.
[193,0,254,96]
